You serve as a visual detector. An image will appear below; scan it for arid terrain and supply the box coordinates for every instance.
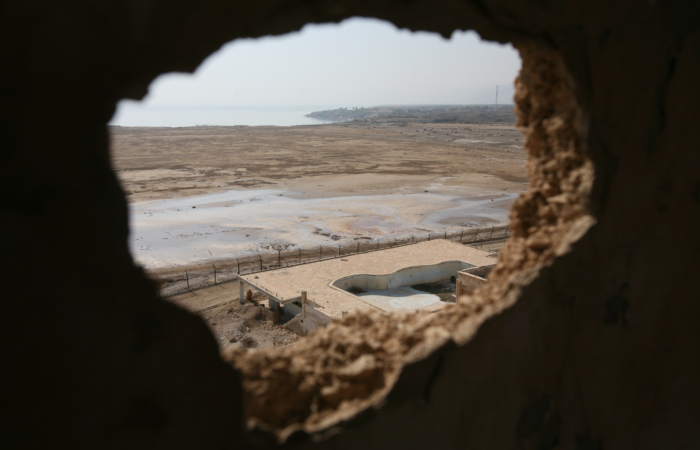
[110,120,526,348]
[112,121,526,263]
[111,121,526,202]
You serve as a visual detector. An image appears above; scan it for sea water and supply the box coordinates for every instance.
[110,104,339,127]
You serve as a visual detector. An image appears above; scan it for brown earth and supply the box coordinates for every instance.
[9,1,700,449]
[114,120,526,283]
[166,280,300,350]
[114,121,524,350]
[156,232,506,351]
[110,121,527,203]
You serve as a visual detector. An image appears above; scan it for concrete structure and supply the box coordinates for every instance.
[238,240,494,332]
[456,264,496,303]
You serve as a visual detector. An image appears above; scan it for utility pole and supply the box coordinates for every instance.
[495,85,499,106]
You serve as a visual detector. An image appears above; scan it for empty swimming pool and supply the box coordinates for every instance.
[333,260,474,311]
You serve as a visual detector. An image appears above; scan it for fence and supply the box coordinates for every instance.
[157,224,511,298]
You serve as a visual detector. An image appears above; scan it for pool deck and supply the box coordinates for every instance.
[238,240,494,319]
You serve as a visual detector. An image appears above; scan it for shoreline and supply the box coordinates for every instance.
[113,122,527,271]
[129,181,520,270]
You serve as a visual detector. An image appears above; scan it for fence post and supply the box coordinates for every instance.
[258,254,263,270]
[319,246,322,260]
[490,226,494,239]
[278,249,281,267]
[444,231,447,240]
[237,259,240,274]
[213,265,217,284]
[185,270,190,291]
[428,233,431,241]
[302,291,307,320]
[357,242,360,253]
[338,244,341,257]
[239,278,245,305]
[298,249,301,263]
[460,230,464,242]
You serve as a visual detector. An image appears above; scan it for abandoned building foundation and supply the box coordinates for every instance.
[236,240,495,334]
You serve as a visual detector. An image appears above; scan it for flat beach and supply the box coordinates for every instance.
[111,121,527,270]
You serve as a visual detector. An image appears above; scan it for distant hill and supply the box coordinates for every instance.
[305,107,379,121]
[306,105,515,124]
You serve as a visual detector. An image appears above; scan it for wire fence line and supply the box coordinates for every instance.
[157,225,511,298]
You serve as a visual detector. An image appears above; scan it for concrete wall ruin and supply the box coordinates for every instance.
[285,303,332,336]
[457,265,495,298]
[2,1,699,449]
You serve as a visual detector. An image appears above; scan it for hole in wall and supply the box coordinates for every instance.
[108,16,593,442]
[111,17,524,328]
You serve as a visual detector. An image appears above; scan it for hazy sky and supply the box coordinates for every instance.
[131,17,521,108]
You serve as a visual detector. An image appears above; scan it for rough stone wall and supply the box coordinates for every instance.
[2,1,699,449]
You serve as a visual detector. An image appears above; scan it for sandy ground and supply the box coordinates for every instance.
[167,280,300,349]
[111,122,525,345]
[111,122,526,203]
[111,122,527,269]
